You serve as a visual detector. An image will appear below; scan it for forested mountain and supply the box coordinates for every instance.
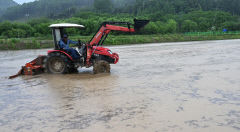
[1,0,240,21]
[0,0,240,38]
[0,0,18,16]
[0,0,17,9]
[1,0,95,20]
[1,0,136,20]
[120,0,240,15]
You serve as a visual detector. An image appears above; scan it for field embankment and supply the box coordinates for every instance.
[1,33,240,50]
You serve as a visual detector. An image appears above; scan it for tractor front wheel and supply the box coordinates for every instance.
[93,60,110,74]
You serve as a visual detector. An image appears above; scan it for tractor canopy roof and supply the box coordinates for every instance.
[49,23,85,28]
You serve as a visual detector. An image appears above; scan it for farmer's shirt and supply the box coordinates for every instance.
[59,39,78,49]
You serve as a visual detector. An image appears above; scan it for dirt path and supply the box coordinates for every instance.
[0,39,240,132]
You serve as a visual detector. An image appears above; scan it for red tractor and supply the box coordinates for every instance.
[9,19,149,78]
[45,19,149,74]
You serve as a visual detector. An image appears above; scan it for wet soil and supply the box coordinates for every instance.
[0,40,240,132]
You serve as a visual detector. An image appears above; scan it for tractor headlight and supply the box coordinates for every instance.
[108,50,113,54]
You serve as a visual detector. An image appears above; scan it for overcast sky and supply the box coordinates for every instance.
[14,0,35,4]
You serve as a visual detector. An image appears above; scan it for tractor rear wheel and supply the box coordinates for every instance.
[93,60,110,74]
[45,53,69,74]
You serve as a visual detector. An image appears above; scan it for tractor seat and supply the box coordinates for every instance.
[61,49,72,55]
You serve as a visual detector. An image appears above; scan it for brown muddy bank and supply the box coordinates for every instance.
[0,39,240,132]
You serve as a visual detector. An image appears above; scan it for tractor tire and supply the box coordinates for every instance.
[93,60,110,74]
[45,53,70,74]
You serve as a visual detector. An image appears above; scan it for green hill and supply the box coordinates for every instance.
[1,0,240,21]
[1,0,94,20]
[0,0,137,20]
[0,0,17,9]
[0,0,18,16]
[0,0,239,38]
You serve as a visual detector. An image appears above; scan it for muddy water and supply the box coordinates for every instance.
[0,40,240,132]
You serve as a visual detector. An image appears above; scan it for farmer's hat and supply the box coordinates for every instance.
[63,34,68,38]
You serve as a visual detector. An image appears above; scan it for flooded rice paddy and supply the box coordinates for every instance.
[0,39,240,132]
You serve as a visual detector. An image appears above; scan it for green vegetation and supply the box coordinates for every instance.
[0,38,53,50]
[1,10,240,38]
[1,33,240,50]
[1,0,240,20]
[0,0,240,50]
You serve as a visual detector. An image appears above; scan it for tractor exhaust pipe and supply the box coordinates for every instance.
[134,19,150,31]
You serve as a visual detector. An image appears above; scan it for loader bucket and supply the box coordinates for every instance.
[134,19,150,31]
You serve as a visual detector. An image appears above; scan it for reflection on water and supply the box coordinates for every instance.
[0,40,240,132]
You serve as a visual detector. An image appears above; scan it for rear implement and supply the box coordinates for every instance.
[9,56,46,79]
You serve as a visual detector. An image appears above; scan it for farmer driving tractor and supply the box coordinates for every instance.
[9,19,149,78]
[59,34,80,60]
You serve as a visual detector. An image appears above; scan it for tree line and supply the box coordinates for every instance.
[0,0,240,38]
[1,0,240,20]
[0,10,240,38]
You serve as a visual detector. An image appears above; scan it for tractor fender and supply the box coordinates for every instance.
[92,46,119,64]
[47,50,73,61]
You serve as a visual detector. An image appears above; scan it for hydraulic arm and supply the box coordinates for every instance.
[85,19,149,65]
[89,19,149,46]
